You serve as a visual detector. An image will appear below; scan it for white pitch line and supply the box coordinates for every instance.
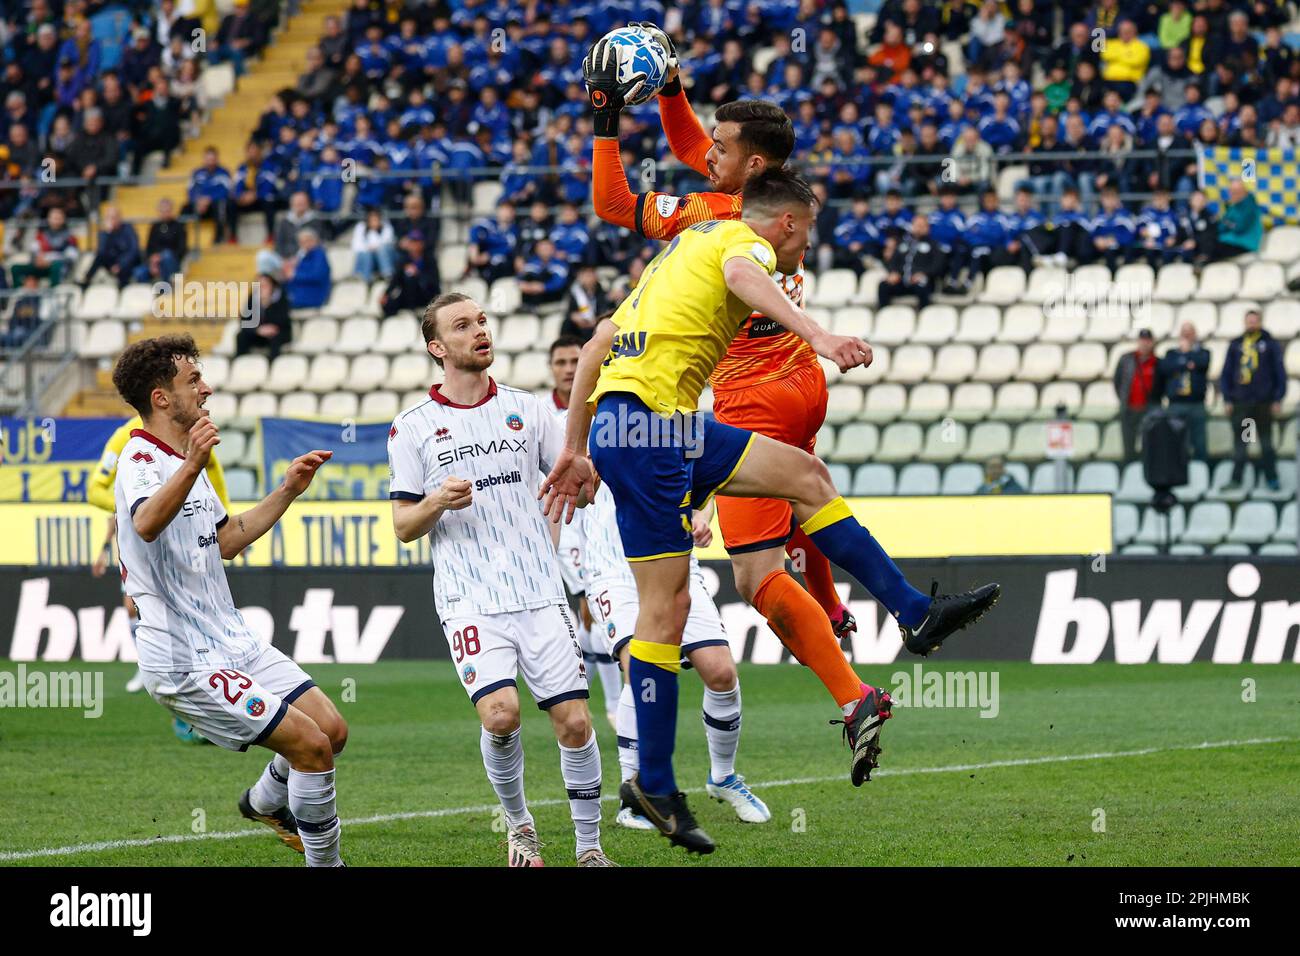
[2,735,1293,863]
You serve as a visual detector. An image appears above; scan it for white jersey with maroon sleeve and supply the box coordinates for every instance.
[387,379,567,620]
[114,428,262,673]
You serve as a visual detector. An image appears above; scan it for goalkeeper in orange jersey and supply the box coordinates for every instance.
[587,25,941,726]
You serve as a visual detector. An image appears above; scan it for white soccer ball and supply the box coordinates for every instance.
[600,25,669,106]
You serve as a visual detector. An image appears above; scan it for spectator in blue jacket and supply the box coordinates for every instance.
[1089,186,1137,271]
[977,92,1021,153]
[551,203,591,265]
[928,185,970,291]
[1136,188,1183,267]
[1219,310,1287,492]
[832,194,882,275]
[965,188,1014,276]
[468,202,518,282]
[231,142,282,239]
[309,146,345,215]
[184,147,235,243]
[517,239,569,307]
[284,229,331,310]
[82,205,141,289]
[1159,321,1211,462]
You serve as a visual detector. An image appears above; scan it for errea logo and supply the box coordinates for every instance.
[435,427,452,443]
[50,886,151,936]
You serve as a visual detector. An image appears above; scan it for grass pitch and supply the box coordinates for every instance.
[2,659,1298,867]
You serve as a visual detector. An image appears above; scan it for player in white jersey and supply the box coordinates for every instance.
[548,335,622,729]
[110,334,347,867]
[581,473,770,827]
[388,293,614,867]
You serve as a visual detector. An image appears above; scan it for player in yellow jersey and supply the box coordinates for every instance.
[587,29,882,736]
[89,414,229,706]
[542,169,1001,855]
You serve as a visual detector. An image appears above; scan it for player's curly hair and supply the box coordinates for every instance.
[715,100,794,163]
[112,333,200,418]
[741,166,818,217]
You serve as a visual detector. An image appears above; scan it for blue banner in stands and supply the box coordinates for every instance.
[0,417,122,503]
[259,418,392,500]
[1198,145,1300,228]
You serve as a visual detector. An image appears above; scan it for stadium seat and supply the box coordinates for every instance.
[1113,262,1155,301]
[206,393,238,421]
[842,345,889,384]
[832,306,872,337]
[852,463,896,495]
[1000,304,1045,344]
[1030,460,1072,493]
[1116,461,1157,503]
[325,280,368,319]
[325,247,353,281]
[861,383,907,422]
[293,317,338,355]
[1240,262,1284,300]
[265,354,310,394]
[1180,502,1233,545]
[904,382,951,421]
[113,283,156,320]
[856,269,885,306]
[815,425,837,460]
[1145,301,1177,339]
[949,382,995,422]
[1079,380,1120,421]
[221,429,248,467]
[225,468,258,501]
[1007,421,1048,461]
[1258,542,1298,556]
[211,319,239,357]
[1197,262,1240,302]
[376,314,420,355]
[1211,543,1253,556]
[974,343,1021,382]
[955,305,1001,343]
[1177,460,1210,502]
[1134,505,1186,546]
[1264,300,1300,339]
[1041,302,1087,343]
[1285,340,1300,377]
[965,421,1012,459]
[871,305,916,345]
[979,266,1026,305]
[897,462,941,494]
[496,314,541,353]
[305,354,349,393]
[1177,301,1218,339]
[77,319,124,360]
[824,383,864,423]
[350,354,390,393]
[512,352,549,388]
[359,391,401,421]
[1226,501,1279,544]
[334,317,381,355]
[826,462,851,492]
[201,355,230,391]
[1037,381,1081,417]
[1073,421,1101,458]
[1084,300,1131,343]
[1076,461,1120,495]
[994,381,1038,417]
[319,391,360,420]
[487,277,522,314]
[472,180,503,214]
[1112,502,1139,545]
[940,462,984,495]
[402,389,432,408]
[236,391,278,422]
[1219,300,1260,336]
[815,269,857,307]
[887,344,932,384]
[278,392,319,418]
[918,419,967,462]
[1019,343,1064,382]
[1061,343,1107,382]
[875,422,923,462]
[931,343,976,383]
[831,423,879,463]
[1261,225,1300,262]
[914,305,958,343]
[1166,542,1205,556]
[76,285,119,321]
[1153,263,1197,302]
[1121,543,1159,555]
[1023,265,1068,304]
[388,353,433,392]
[226,354,270,394]
[1274,502,1297,542]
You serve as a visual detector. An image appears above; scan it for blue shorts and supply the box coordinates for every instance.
[588,392,756,561]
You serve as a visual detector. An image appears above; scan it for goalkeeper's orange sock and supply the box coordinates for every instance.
[753,569,862,709]
[787,528,844,620]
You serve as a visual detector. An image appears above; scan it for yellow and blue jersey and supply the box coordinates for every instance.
[591,219,777,417]
[88,415,230,514]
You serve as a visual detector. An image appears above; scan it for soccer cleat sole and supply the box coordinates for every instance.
[238,791,304,853]
[850,694,893,787]
[908,586,1002,657]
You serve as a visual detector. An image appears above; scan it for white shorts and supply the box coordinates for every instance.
[585,568,729,658]
[142,643,314,753]
[442,603,589,709]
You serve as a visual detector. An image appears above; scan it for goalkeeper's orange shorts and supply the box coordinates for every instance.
[709,362,829,555]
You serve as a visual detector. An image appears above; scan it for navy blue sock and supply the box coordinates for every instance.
[627,644,679,794]
[804,499,931,628]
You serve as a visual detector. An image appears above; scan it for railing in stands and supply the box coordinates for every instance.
[0,289,78,417]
